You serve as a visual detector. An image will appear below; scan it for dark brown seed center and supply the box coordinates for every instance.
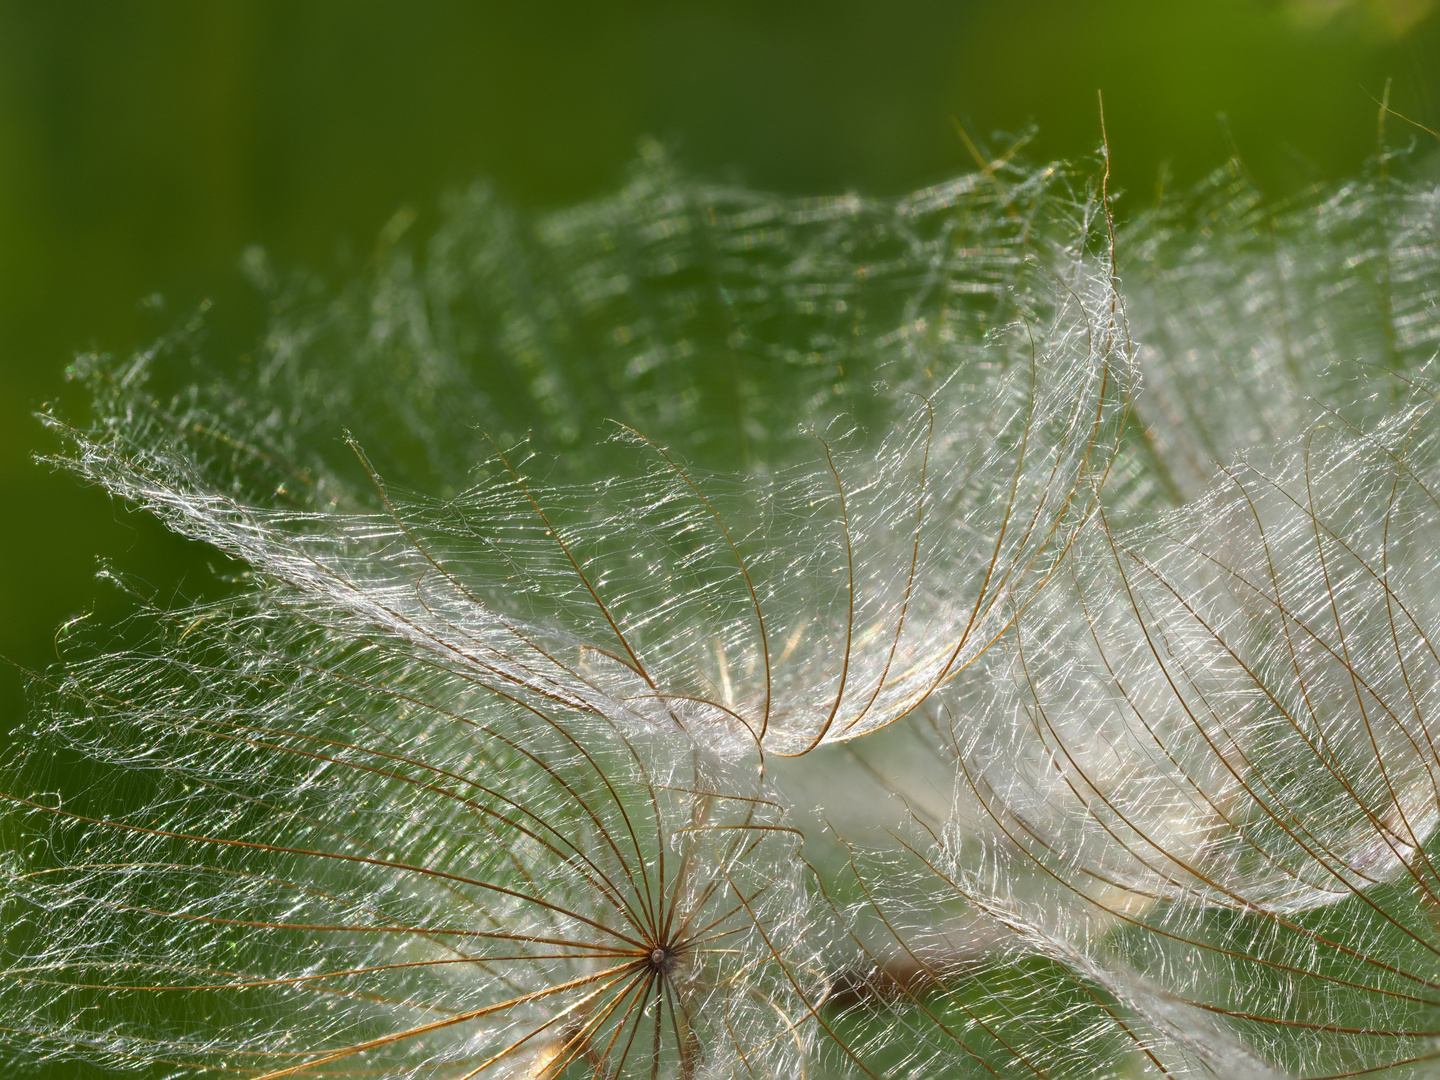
[649,947,667,967]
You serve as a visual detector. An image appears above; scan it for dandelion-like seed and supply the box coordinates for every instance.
[2,579,829,1078]
[4,128,1440,1077]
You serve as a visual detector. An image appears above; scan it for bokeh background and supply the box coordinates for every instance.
[0,0,1437,819]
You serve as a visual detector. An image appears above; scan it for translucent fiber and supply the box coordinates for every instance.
[7,138,1440,1077]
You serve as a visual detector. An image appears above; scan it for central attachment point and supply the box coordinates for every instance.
[649,947,667,967]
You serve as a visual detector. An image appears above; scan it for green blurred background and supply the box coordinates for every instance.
[0,3,1435,1075]
[1,0,1438,754]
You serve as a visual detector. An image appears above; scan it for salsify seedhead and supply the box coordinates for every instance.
[5,133,1440,1077]
[3,591,826,1078]
[911,383,1440,1076]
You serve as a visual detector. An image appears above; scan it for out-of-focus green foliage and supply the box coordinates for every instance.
[0,5,1438,1078]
